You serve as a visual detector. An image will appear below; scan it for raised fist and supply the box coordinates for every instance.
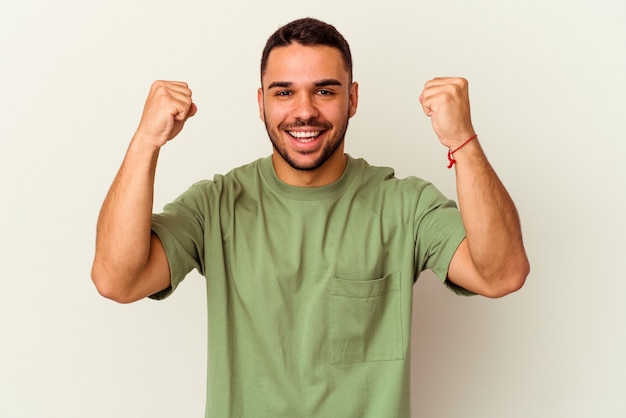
[135,80,197,148]
[419,77,475,150]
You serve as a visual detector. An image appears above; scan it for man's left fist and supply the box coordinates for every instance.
[419,77,476,149]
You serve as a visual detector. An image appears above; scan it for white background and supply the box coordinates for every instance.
[1,0,625,417]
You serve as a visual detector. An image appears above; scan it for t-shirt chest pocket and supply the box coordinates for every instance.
[328,272,404,364]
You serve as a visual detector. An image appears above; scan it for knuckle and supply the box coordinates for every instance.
[152,80,166,89]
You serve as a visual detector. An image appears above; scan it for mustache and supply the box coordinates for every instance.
[279,119,332,131]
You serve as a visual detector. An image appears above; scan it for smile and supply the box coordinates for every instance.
[288,131,322,143]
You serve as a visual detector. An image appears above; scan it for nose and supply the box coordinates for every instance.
[292,93,319,121]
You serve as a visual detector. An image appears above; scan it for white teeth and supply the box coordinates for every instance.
[289,131,321,141]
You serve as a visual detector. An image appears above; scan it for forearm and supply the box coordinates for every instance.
[453,140,529,285]
[92,136,160,287]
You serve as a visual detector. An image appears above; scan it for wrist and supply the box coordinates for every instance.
[129,131,165,154]
[447,134,478,168]
[449,139,490,171]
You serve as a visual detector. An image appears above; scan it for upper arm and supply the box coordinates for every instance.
[127,233,172,303]
[446,239,524,298]
[93,233,172,304]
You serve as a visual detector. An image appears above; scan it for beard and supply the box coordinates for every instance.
[263,114,350,172]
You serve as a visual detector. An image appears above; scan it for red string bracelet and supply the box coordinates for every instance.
[447,134,478,169]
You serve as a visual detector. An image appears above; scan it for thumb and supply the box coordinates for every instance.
[174,102,198,121]
[188,102,198,118]
[419,92,433,116]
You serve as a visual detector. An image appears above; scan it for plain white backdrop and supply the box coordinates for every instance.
[1,0,625,417]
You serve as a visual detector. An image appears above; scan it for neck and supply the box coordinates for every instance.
[272,152,348,187]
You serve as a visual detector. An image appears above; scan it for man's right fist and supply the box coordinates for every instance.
[135,80,197,148]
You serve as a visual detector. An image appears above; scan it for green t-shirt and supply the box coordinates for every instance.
[151,155,466,418]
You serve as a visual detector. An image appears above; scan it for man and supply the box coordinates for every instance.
[92,17,529,418]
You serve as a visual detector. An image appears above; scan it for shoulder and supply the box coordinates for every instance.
[348,156,436,197]
[162,159,265,213]
[185,158,266,195]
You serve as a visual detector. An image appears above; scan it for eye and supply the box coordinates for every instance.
[317,89,335,96]
[275,90,292,97]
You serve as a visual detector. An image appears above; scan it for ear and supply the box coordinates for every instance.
[257,87,265,122]
[348,82,359,118]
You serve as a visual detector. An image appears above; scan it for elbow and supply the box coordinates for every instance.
[91,263,138,304]
[484,258,530,298]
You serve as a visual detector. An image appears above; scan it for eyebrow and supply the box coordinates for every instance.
[267,79,343,90]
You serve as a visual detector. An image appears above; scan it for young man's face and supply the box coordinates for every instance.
[258,43,358,184]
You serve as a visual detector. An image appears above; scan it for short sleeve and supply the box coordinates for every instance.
[413,183,471,295]
[149,181,210,300]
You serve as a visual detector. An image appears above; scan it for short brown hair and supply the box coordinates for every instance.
[260,18,353,81]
